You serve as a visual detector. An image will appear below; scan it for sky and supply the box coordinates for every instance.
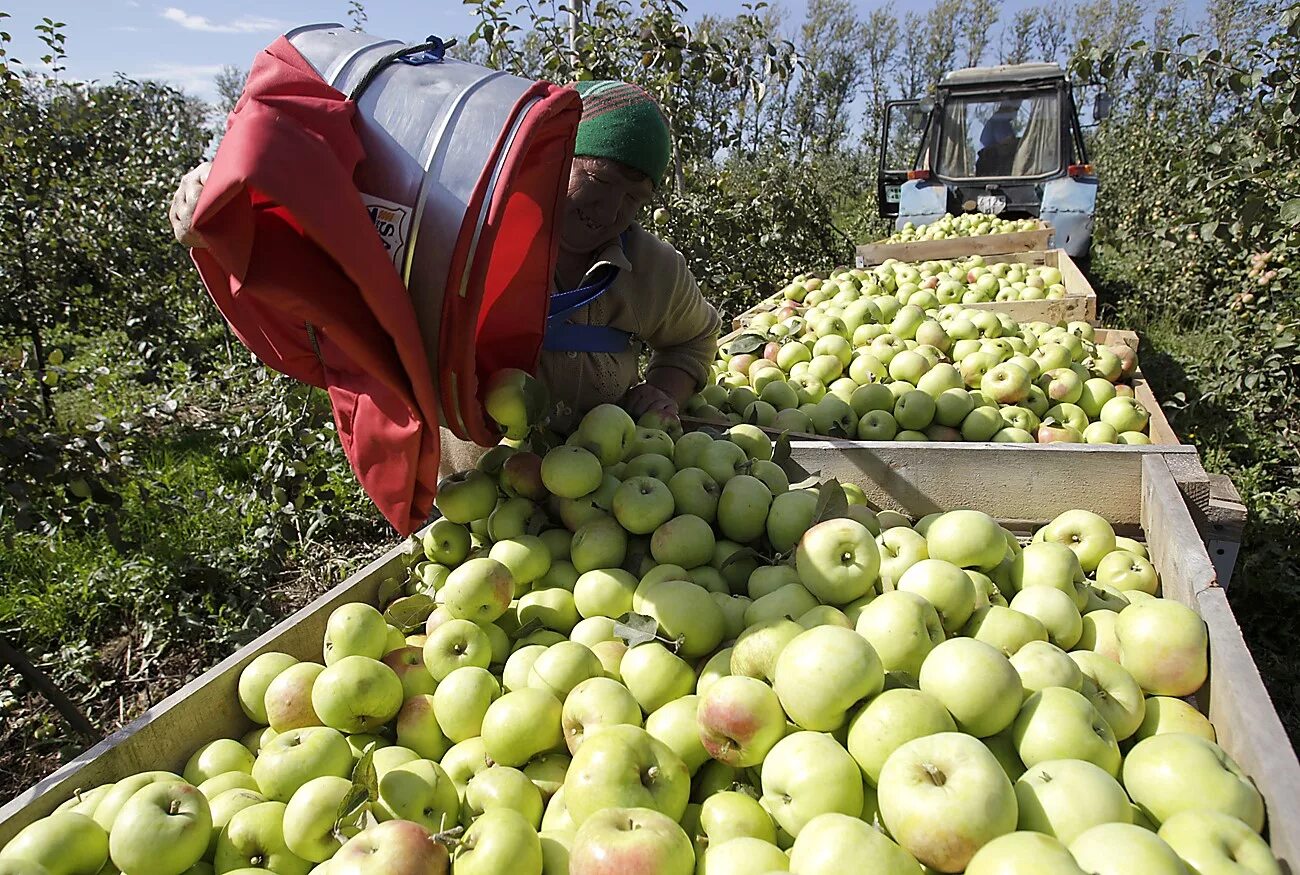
[3,0,1007,103]
[7,0,1201,104]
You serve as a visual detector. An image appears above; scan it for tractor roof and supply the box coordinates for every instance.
[941,62,1066,87]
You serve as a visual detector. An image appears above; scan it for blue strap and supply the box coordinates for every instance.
[543,234,634,354]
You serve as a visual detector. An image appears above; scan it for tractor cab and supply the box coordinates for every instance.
[877,62,1102,258]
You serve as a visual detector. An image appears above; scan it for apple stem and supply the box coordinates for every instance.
[922,763,947,787]
[169,799,183,815]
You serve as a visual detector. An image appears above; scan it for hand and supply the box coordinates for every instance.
[169,161,212,247]
[621,381,678,421]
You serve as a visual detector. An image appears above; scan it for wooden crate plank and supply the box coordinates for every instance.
[855,224,1052,266]
[0,536,420,844]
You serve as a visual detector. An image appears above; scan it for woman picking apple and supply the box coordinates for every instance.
[169,80,721,478]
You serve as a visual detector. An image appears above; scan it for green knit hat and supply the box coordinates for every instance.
[571,81,672,188]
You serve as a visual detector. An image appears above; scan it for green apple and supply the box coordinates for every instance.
[1076,378,1118,419]
[963,831,1085,875]
[793,518,879,605]
[252,727,352,802]
[760,731,864,840]
[1124,733,1264,830]
[962,405,1005,440]
[0,812,107,875]
[796,604,850,629]
[898,559,976,634]
[311,655,403,734]
[1069,822,1189,875]
[876,732,1016,871]
[1115,600,1208,696]
[501,451,549,501]
[1015,758,1131,844]
[573,568,638,619]
[482,687,564,767]
[1012,687,1120,774]
[1078,610,1122,662]
[502,644,547,692]
[423,618,492,681]
[697,675,788,768]
[1070,651,1147,740]
[564,724,690,825]
[322,603,389,665]
[925,510,1006,572]
[441,558,514,624]
[483,367,547,439]
[490,496,547,541]
[562,676,642,753]
[1010,541,1086,602]
[747,564,802,601]
[516,588,580,634]
[430,665,499,743]
[646,695,709,774]
[621,642,695,713]
[528,641,603,700]
[264,662,326,732]
[612,476,674,535]
[423,517,472,566]
[541,446,603,499]
[764,490,817,554]
[196,771,258,800]
[846,688,956,787]
[743,583,819,629]
[465,766,544,827]
[774,626,883,732]
[1009,587,1082,649]
[730,618,802,682]
[382,707,442,775]
[569,807,693,875]
[282,775,355,862]
[570,516,628,573]
[184,738,255,786]
[331,819,450,875]
[379,647,436,700]
[1134,695,1216,742]
[982,362,1031,404]
[787,811,918,873]
[490,535,552,588]
[1009,640,1083,698]
[435,469,498,524]
[213,801,311,875]
[715,593,753,638]
[919,637,1022,737]
[1100,396,1149,434]
[577,404,638,465]
[650,513,716,570]
[1157,810,1279,875]
[1039,510,1116,573]
[962,605,1047,657]
[540,785,576,834]
[667,468,721,524]
[853,591,944,680]
[715,475,772,545]
[626,427,675,461]
[208,787,267,857]
[700,791,776,844]
[1096,550,1158,595]
[699,836,787,874]
[635,579,725,659]
[441,737,491,793]
[524,751,571,802]
[238,652,299,725]
[92,772,186,833]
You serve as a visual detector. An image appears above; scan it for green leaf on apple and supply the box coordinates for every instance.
[383,593,435,633]
[772,431,792,466]
[614,612,668,649]
[512,617,545,640]
[720,333,765,357]
[720,545,770,571]
[811,477,849,524]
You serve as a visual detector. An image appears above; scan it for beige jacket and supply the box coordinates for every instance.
[438,223,721,478]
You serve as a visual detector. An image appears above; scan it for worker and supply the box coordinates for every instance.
[976,101,1021,176]
[170,80,721,477]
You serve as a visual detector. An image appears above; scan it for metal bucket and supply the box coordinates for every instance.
[286,23,579,445]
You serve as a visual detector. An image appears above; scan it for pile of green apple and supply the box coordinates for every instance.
[778,254,1069,307]
[694,301,1149,443]
[3,415,1275,875]
[883,213,1041,243]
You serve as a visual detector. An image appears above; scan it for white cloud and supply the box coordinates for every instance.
[161,7,288,34]
[129,61,225,99]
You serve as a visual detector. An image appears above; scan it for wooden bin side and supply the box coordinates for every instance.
[855,224,1053,266]
[0,539,418,845]
[1139,454,1300,866]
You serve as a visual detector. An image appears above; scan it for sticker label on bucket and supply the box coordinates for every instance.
[361,193,412,270]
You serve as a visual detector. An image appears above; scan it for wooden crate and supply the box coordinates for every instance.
[0,451,1290,867]
[855,222,1053,267]
[730,248,1097,331]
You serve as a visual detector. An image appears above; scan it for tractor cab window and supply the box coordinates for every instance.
[936,90,1061,179]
